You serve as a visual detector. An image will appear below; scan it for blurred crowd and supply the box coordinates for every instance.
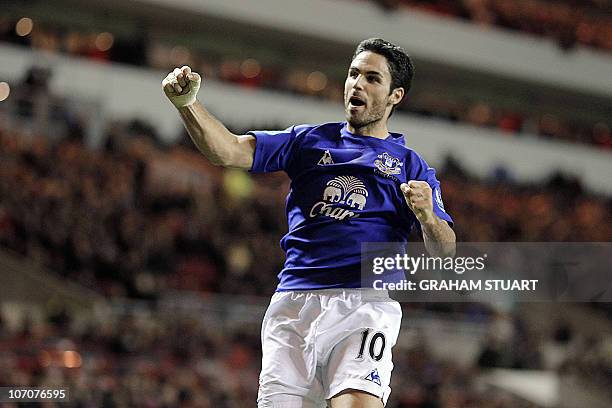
[439,156,611,243]
[0,307,262,407]
[393,345,538,408]
[1,18,611,150]
[0,118,610,300]
[372,0,612,52]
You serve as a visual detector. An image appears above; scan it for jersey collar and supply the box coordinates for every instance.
[340,122,406,146]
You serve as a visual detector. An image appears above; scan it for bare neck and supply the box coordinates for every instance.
[346,121,389,139]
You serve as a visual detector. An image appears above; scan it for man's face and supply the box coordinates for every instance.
[344,51,399,130]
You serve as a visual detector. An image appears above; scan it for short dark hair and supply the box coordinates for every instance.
[352,38,415,98]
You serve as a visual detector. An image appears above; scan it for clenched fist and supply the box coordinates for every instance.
[162,65,201,108]
[400,180,435,224]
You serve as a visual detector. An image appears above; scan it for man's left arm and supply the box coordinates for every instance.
[401,181,456,257]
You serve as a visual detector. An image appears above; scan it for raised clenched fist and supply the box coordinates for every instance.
[400,180,435,224]
[162,65,201,109]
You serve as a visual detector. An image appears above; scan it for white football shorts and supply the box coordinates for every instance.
[257,289,402,407]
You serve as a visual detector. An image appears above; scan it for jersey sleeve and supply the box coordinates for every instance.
[423,166,453,227]
[248,125,307,174]
[409,154,454,227]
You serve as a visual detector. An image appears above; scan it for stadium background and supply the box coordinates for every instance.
[0,0,611,406]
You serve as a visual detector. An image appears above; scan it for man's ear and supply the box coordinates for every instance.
[389,87,405,107]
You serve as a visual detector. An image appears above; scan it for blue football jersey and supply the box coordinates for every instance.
[249,122,453,291]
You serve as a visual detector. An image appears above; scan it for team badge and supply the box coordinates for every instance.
[374,152,403,176]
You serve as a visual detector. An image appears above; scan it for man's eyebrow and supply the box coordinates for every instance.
[349,67,383,77]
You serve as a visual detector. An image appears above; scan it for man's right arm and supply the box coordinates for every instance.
[163,66,255,170]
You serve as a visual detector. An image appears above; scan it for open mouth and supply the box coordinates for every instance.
[349,96,366,108]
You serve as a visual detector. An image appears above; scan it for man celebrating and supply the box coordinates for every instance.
[163,38,455,408]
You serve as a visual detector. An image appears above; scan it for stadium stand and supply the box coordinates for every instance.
[369,0,612,53]
[0,13,611,149]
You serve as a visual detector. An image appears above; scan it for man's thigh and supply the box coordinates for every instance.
[328,389,383,408]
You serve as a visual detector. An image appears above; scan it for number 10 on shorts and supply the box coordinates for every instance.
[356,329,386,361]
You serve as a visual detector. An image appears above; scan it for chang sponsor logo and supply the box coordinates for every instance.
[309,176,368,220]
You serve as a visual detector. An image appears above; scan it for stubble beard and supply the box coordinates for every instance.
[345,102,386,132]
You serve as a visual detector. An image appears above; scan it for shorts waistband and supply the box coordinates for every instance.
[274,288,391,300]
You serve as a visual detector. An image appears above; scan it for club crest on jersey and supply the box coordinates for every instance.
[374,152,403,176]
[309,176,368,220]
